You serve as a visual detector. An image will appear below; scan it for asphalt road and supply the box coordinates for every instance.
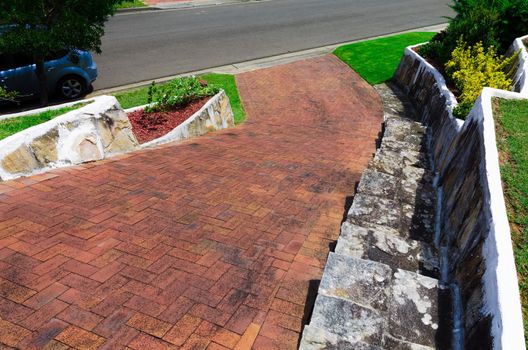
[94,0,452,90]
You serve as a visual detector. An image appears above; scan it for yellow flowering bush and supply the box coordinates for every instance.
[445,39,519,118]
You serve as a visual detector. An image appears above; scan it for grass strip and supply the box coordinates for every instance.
[494,98,528,344]
[115,73,246,124]
[0,103,88,141]
[334,32,436,85]
[115,0,146,9]
[201,73,246,124]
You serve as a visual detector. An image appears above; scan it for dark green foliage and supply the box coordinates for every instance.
[420,0,528,64]
[0,0,121,56]
[0,0,122,104]
[0,86,18,102]
[145,77,220,113]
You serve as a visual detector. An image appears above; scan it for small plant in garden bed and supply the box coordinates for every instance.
[114,73,246,124]
[145,77,219,113]
[128,77,220,144]
[0,86,19,103]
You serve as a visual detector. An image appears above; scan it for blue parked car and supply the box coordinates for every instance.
[0,49,97,101]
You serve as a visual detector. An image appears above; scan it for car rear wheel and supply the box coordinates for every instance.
[57,76,86,99]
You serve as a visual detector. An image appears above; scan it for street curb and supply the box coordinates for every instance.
[115,0,272,14]
[90,23,447,97]
[116,6,162,13]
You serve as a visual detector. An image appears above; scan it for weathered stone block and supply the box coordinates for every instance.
[357,169,398,199]
[336,222,439,277]
[187,110,209,137]
[310,295,385,346]
[319,253,392,311]
[30,129,59,164]
[383,335,435,350]
[300,326,383,350]
[1,145,40,175]
[389,269,438,347]
[348,194,402,232]
[401,202,435,244]
[96,109,138,153]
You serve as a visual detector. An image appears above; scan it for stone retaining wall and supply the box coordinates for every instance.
[393,39,527,349]
[512,35,528,94]
[0,96,138,181]
[0,91,234,181]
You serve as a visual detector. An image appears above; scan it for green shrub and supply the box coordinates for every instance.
[421,0,528,64]
[145,77,220,113]
[0,86,18,102]
[446,40,518,118]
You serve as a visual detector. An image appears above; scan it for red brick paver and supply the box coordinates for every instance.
[0,55,382,349]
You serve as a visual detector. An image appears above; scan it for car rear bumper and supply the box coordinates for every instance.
[86,63,98,83]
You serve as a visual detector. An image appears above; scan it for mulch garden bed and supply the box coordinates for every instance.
[128,97,209,144]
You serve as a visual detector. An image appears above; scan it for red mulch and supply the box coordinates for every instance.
[128,97,209,144]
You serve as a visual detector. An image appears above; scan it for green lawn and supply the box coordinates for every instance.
[201,73,246,124]
[114,73,246,124]
[334,32,436,85]
[114,86,151,110]
[115,0,146,9]
[495,98,528,343]
[0,103,88,141]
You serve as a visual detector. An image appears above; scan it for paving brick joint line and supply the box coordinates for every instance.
[0,55,382,350]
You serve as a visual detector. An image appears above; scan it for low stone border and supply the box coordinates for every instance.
[393,37,527,349]
[0,91,234,181]
[0,96,138,181]
[125,90,234,149]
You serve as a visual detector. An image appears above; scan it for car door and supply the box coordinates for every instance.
[43,50,70,89]
[0,53,39,98]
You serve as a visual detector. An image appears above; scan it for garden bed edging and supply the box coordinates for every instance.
[393,38,527,349]
[0,91,235,182]
[125,90,234,148]
[0,96,138,181]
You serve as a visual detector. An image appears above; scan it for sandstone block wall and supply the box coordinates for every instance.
[0,91,235,181]
[393,41,527,349]
[0,96,139,181]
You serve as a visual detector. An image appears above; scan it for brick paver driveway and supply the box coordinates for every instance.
[0,55,382,350]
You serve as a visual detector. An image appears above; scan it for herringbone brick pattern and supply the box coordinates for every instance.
[0,55,382,349]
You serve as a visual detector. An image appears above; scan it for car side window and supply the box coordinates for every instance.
[0,53,33,70]
[0,54,15,70]
[46,50,68,61]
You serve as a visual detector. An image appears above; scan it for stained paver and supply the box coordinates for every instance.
[0,55,382,349]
